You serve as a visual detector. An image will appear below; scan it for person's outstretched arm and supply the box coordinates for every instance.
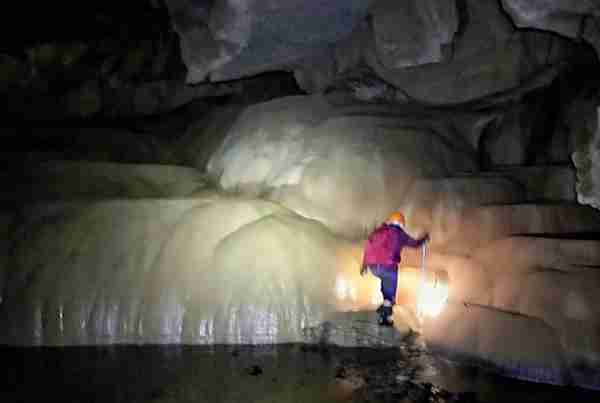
[403,232,429,248]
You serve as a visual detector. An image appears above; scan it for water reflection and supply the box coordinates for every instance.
[0,344,598,403]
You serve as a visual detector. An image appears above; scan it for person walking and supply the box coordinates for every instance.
[361,212,429,326]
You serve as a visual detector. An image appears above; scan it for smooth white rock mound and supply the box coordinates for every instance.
[206,95,478,237]
[0,197,386,346]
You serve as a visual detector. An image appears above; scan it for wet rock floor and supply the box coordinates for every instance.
[1,340,599,403]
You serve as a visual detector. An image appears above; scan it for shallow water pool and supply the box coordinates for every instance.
[1,343,599,403]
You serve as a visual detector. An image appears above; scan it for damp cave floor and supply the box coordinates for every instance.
[1,343,599,403]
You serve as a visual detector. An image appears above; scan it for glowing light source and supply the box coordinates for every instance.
[334,274,357,302]
[416,271,449,319]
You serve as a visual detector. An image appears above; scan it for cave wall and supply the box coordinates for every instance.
[165,0,599,102]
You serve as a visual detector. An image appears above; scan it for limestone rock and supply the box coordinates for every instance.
[165,0,372,84]
[405,177,526,210]
[118,79,241,117]
[341,73,406,103]
[365,0,574,105]
[401,176,524,234]
[292,55,337,93]
[424,303,570,385]
[501,0,600,61]
[480,103,539,166]
[370,0,458,68]
[482,166,577,203]
[304,311,411,347]
[572,107,600,210]
[164,0,575,104]
[421,230,600,390]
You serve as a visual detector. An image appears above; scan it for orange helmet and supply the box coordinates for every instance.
[387,211,405,226]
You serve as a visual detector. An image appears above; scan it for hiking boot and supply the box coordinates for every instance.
[376,304,394,326]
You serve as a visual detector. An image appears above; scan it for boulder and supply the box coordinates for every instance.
[365,0,574,104]
[164,0,577,104]
[304,311,411,347]
[370,0,458,68]
[501,0,600,61]
[165,0,371,85]
[572,107,600,210]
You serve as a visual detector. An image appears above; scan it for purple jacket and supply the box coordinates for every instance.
[362,224,426,266]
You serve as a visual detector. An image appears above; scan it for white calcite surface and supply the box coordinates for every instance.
[1,166,600,389]
[206,95,479,237]
[0,197,388,346]
[2,193,600,389]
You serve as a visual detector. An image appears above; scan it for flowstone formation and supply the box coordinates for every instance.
[3,93,600,390]
[204,94,478,237]
[0,192,407,346]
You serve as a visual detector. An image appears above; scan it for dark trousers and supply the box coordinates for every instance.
[369,264,398,304]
